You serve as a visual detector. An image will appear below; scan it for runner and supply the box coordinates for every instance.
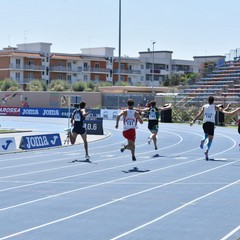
[222,104,240,150]
[190,96,223,160]
[115,99,143,161]
[70,101,90,160]
[143,100,172,150]
[222,104,240,134]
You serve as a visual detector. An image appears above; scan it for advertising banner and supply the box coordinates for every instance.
[85,118,103,135]
[0,107,20,116]
[19,133,62,150]
[0,137,16,152]
[20,108,63,117]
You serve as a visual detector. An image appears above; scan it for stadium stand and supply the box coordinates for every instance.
[176,60,240,107]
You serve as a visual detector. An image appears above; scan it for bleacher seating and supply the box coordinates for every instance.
[176,60,240,106]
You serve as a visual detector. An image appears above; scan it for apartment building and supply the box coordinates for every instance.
[0,42,224,88]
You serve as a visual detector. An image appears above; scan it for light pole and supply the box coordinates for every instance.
[152,41,156,95]
[118,0,121,85]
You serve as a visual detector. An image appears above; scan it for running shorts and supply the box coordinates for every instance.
[203,122,215,136]
[148,120,159,132]
[122,129,136,142]
[72,126,86,135]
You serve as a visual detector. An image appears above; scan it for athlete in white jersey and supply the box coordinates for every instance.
[123,109,138,130]
[202,104,216,123]
[115,99,143,161]
[222,104,240,149]
[190,96,223,160]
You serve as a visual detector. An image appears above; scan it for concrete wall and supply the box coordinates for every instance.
[0,91,102,108]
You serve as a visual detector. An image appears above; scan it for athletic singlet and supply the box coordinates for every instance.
[203,104,216,123]
[72,109,85,128]
[123,109,138,130]
[238,115,240,126]
[148,107,159,120]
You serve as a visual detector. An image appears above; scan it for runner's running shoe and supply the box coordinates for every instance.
[148,137,152,145]
[200,140,204,149]
[120,145,126,152]
[85,155,90,160]
[204,150,209,161]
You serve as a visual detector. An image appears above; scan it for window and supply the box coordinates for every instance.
[16,59,20,68]
[28,73,33,80]
[67,75,72,81]
[94,75,100,81]
[16,72,20,81]
[45,53,49,62]
[83,75,88,81]
[67,62,72,69]
[95,63,100,68]
[28,60,34,65]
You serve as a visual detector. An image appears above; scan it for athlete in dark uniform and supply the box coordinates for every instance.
[144,100,172,150]
[70,101,90,160]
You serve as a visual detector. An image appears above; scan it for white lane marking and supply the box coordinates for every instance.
[0,141,238,211]
[1,161,240,240]
[110,178,240,240]
[0,131,236,192]
[220,224,240,240]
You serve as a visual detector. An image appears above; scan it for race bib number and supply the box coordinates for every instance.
[204,113,213,119]
[74,113,81,121]
[126,118,135,127]
[149,112,157,120]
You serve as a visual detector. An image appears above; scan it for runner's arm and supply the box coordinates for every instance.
[190,107,204,126]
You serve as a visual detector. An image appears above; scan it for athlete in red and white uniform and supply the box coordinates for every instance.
[115,99,143,161]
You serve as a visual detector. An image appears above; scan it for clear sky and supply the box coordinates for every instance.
[1,0,240,60]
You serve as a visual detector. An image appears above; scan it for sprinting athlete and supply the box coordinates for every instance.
[70,101,90,160]
[115,99,143,161]
[222,104,240,134]
[143,100,172,150]
[190,96,223,160]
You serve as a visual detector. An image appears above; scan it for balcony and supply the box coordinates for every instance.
[82,67,111,73]
[113,69,141,74]
[145,69,162,74]
[50,66,82,73]
[24,65,45,71]
[9,64,45,71]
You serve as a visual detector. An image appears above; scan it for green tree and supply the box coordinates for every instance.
[72,81,86,92]
[27,79,47,91]
[49,80,70,91]
[1,79,19,91]
[87,81,95,91]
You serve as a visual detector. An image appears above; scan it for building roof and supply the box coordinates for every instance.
[0,51,44,58]
[50,54,82,60]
